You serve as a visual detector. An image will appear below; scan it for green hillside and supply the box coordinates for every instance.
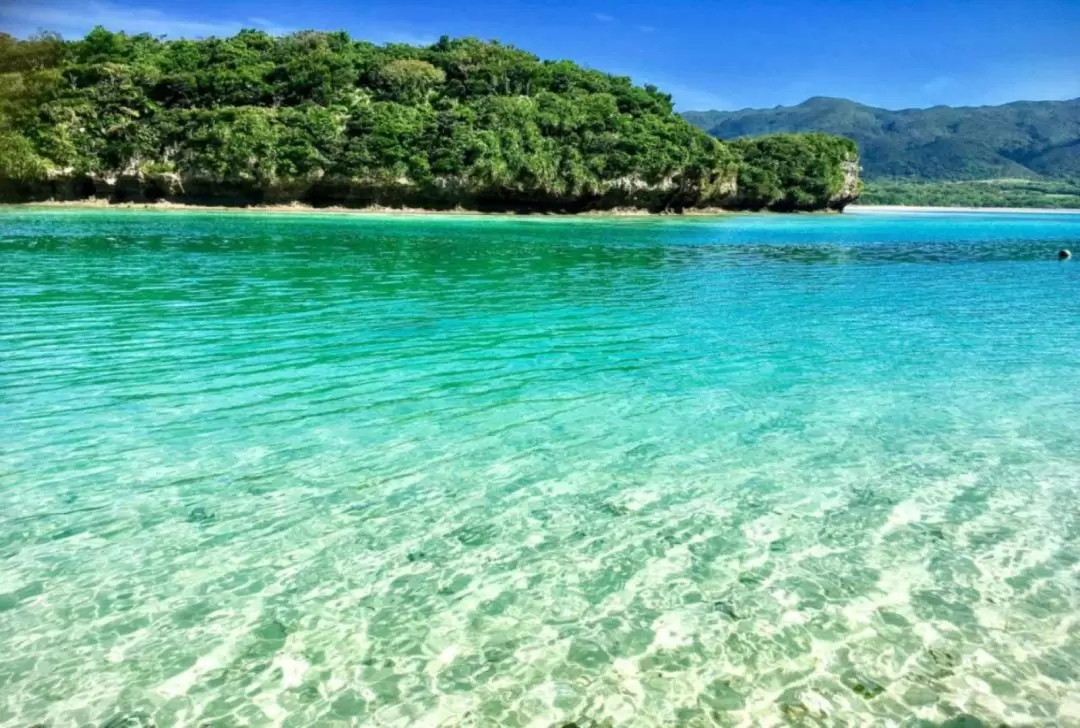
[684,96,1080,182]
[0,30,860,212]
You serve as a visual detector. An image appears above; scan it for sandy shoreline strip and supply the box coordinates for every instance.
[4,199,1076,217]
[0,199,743,218]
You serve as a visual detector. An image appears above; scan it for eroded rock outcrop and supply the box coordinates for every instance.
[1,169,749,213]
[828,159,863,210]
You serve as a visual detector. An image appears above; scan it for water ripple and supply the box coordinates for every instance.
[2,209,1080,726]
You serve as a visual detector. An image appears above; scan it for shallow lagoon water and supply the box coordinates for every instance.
[2,208,1080,727]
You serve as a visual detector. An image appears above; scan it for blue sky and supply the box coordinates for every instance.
[2,0,1078,111]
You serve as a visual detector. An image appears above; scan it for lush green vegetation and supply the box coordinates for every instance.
[731,134,860,210]
[860,178,1080,209]
[0,29,859,211]
[684,96,1080,205]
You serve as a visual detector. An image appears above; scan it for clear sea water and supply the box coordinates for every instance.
[2,208,1080,728]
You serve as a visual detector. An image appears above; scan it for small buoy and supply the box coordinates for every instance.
[1060,249,1072,260]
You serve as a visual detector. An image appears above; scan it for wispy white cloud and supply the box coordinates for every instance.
[614,67,729,111]
[0,0,435,45]
[593,13,615,22]
[904,60,1080,108]
[987,62,1080,104]
[921,75,955,95]
[656,81,730,111]
[0,1,288,38]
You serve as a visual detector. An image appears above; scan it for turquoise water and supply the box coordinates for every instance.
[2,208,1080,727]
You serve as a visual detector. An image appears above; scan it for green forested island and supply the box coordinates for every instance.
[0,30,860,213]
[683,96,1080,208]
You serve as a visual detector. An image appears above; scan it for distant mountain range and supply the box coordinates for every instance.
[684,97,1080,181]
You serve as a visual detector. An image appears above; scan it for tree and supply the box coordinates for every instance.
[375,59,445,104]
[0,131,45,181]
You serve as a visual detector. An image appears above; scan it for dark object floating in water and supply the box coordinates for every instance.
[1060,249,1072,260]
[187,506,215,523]
[712,599,741,619]
[845,674,886,699]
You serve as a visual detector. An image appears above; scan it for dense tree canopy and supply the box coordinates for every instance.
[0,29,860,211]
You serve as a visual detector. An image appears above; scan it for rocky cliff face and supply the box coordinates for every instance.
[828,159,863,210]
[0,158,861,212]
[0,169,746,213]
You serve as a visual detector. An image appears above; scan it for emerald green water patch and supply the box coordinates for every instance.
[2,208,1080,725]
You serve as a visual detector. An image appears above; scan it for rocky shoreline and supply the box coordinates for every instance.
[0,165,861,214]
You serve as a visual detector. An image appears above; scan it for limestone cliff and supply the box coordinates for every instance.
[0,161,861,213]
[1,169,748,213]
[829,159,863,210]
